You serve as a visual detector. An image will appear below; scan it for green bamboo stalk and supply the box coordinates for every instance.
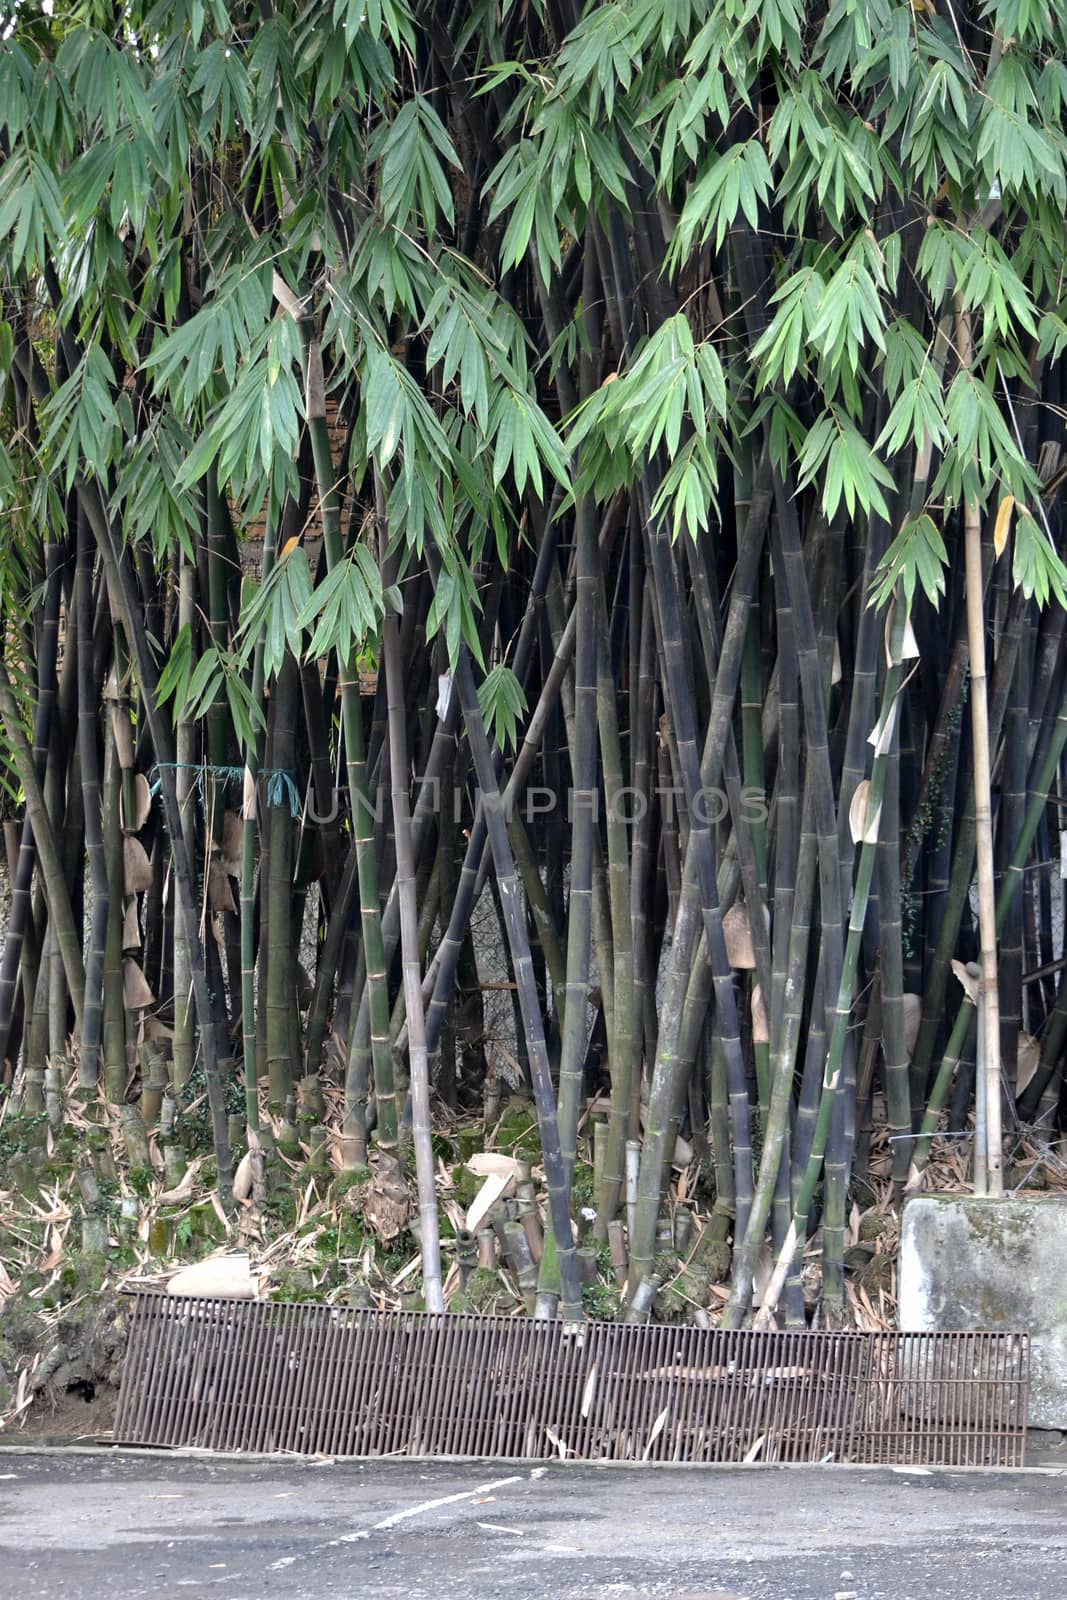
[76,511,108,1089]
[0,536,62,1068]
[452,648,583,1318]
[707,1023,735,1236]
[544,554,617,1059]
[741,601,768,897]
[757,602,907,1324]
[508,815,566,1004]
[24,925,49,1115]
[204,479,230,855]
[761,539,805,1320]
[264,655,299,1112]
[303,842,358,1077]
[238,504,278,1137]
[550,519,599,1186]
[682,530,772,1008]
[101,733,126,1107]
[302,328,396,1161]
[630,463,771,1277]
[0,661,85,1029]
[81,479,234,1207]
[628,590,657,1140]
[906,675,1067,1186]
[909,587,1026,1105]
[628,875,703,1293]
[378,499,443,1311]
[998,627,1030,1095]
[877,705,912,1188]
[787,789,821,1187]
[657,733,682,927]
[726,783,818,1327]
[172,552,196,1096]
[593,580,634,1238]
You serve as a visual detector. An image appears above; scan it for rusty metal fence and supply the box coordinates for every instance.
[114,1294,1029,1466]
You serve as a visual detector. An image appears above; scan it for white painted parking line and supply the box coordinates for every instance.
[340,1474,524,1541]
[268,1471,527,1570]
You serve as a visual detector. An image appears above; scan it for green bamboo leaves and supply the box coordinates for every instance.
[0,148,66,276]
[369,96,460,236]
[568,316,727,537]
[179,326,304,515]
[871,515,949,610]
[795,410,895,522]
[477,665,528,753]
[142,265,273,412]
[40,348,122,492]
[670,140,773,258]
[156,630,265,756]
[237,542,385,684]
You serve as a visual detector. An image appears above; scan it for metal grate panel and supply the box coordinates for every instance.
[114,1294,1029,1466]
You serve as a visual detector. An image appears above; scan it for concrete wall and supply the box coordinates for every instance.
[899,1194,1067,1428]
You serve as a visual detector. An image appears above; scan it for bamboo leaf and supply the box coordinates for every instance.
[992,495,1015,559]
[476,664,528,752]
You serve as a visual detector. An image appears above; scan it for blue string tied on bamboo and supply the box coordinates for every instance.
[147,762,301,818]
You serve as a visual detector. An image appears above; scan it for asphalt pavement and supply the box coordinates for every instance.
[1,1449,1065,1600]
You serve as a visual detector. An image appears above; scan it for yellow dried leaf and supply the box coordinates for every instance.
[993,495,1014,559]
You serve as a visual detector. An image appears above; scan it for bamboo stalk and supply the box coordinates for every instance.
[450,646,583,1318]
[81,480,235,1206]
[169,549,195,1098]
[957,301,1002,1194]
[0,661,85,1029]
[302,329,396,1161]
[556,495,598,1185]
[76,510,108,1089]
[378,495,444,1313]
[907,675,1067,1184]
[264,656,299,1112]
[593,578,634,1237]
[0,536,62,1069]
[756,602,908,1324]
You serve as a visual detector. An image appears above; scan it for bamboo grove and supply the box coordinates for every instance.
[1,0,1067,1328]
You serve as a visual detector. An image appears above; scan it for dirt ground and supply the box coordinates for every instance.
[10,1384,117,1444]
[0,1288,126,1444]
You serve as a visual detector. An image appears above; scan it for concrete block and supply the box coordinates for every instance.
[900,1194,1067,1427]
